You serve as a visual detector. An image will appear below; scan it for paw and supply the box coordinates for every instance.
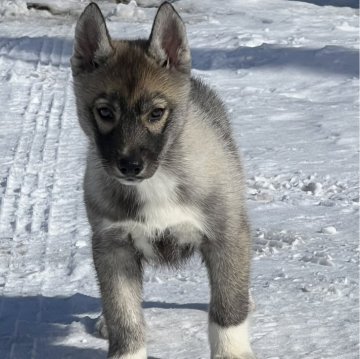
[239,354,256,359]
[249,292,256,312]
[213,354,256,359]
[108,347,147,359]
[95,313,108,339]
[209,320,255,359]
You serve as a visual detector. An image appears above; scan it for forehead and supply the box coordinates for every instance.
[91,41,183,106]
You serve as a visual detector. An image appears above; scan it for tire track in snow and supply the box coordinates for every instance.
[0,35,75,357]
[18,37,74,296]
[0,81,43,293]
[4,37,60,297]
[0,78,43,358]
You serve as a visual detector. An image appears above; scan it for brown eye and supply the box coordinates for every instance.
[97,107,114,121]
[149,108,165,123]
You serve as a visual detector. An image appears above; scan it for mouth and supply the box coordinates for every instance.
[116,177,144,186]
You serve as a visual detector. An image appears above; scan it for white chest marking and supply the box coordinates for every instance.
[102,170,207,259]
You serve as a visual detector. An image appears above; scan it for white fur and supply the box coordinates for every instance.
[115,276,142,326]
[136,169,206,234]
[209,319,254,358]
[110,347,147,359]
[101,169,206,259]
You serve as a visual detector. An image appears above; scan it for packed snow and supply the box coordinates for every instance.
[0,0,358,358]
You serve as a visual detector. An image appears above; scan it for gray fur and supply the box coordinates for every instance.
[71,2,255,358]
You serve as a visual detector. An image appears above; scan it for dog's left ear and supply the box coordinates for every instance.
[148,2,191,74]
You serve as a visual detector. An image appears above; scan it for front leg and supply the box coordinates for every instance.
[92,230,146,359]
[201,227,255,359]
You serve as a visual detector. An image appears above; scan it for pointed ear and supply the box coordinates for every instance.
[148,2,191,74]
[71,3,113,75]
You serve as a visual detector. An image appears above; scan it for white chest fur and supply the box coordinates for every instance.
[136,170,205,233]
[102,170,206,259]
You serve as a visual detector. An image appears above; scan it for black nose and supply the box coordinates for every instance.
[117,157,144,177]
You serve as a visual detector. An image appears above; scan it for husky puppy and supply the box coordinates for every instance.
[71,2,255,358]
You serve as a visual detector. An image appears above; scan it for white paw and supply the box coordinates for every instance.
[95,313,108,339]
[239,354,256,359]
[249,292,256,312]
[109,347,147,359]
[213,354,256,359]
[209,320,255,359]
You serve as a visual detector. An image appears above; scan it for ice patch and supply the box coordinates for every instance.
[253,229,302,255]
[321,226,337,235]
[108,1,147,20]
[300,251,333,266]
[0,0,28,16]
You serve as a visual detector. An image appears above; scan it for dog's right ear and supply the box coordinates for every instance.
[71,3,113,75]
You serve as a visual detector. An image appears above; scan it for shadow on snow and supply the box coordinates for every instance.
[191,44,359,77]
[288,0,359,8]
[0,293,206,359]
[0,36,357,77]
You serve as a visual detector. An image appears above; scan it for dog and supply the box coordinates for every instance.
[71,2,255,358]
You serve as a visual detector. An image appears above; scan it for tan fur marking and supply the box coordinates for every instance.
[93,98,120,134]
[142,99,169,134]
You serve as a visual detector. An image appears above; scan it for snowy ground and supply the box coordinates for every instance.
[0,0,358,358]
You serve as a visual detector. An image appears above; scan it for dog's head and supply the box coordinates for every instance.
[71,2,191,185]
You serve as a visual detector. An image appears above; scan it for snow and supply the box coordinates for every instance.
[0,0,358,358]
